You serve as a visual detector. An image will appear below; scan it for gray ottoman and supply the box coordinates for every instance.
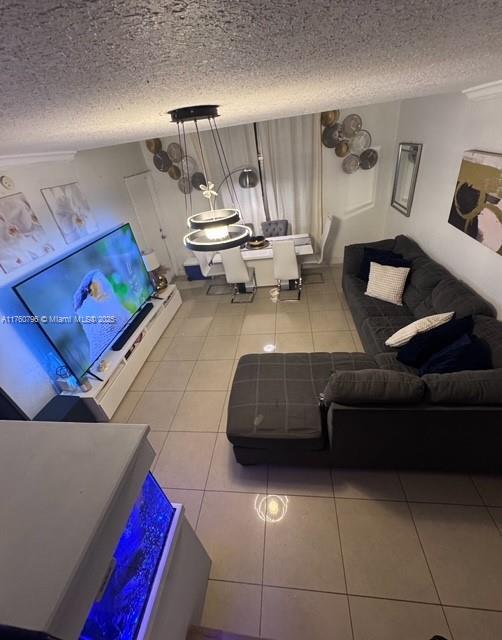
[226,352,376,465]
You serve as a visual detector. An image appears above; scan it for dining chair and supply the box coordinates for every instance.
[261,219,288,237]
[272,239,302,300]
[221,247,256,303]
[301,214,336,283]
[192,251,229,295]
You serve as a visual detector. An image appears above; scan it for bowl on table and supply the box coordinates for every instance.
[247,235,268,249]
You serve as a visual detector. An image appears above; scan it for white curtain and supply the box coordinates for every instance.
[258,113,323,246]
[186,123,266,234]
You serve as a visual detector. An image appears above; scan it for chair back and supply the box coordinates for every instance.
[221,247,251,284]
[318,215,335,264]
[192,251,211,277]
[272,240,299,281]
[262,219,288,237]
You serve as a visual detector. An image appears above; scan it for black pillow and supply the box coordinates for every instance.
[357,247,411,281]
[397,315,474,367]
[418,334,492,375]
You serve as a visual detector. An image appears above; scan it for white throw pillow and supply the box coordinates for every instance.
[365,261,410,306]
[385,312,455,348]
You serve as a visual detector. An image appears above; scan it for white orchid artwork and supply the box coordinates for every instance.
[41,182,97,244]
[0,193,55,273]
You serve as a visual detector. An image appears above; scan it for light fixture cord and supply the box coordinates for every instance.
[177,121,189,221]
[181,120,193,217]
[193,119,214,212]
[209,117,241,214]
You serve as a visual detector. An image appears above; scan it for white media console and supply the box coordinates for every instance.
[62,284,182,420]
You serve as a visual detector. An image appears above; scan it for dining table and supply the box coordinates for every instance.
[211,233,314,287]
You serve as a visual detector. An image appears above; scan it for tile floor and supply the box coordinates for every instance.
[113,266,502,640]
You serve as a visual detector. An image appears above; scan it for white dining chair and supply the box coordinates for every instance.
[192,251,229,295]
[272,239,302,300]
[301,215,335,283]
[221,247,256,303]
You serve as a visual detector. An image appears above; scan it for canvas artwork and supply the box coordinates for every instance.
[0,192,55,273]
[41,182,97,244]
[449,149,502,255]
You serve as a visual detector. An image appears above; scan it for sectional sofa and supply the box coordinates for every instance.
[226,235,502,471]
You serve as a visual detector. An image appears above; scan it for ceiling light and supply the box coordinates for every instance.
[169,105,251,252]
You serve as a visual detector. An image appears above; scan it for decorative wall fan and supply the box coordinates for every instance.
[320,111,378,174]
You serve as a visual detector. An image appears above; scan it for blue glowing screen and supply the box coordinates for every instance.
[14,224,154,380]
[80,473,176,640]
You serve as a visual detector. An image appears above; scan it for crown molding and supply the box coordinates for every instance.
[462,79,502,101]
[0,150,77,168]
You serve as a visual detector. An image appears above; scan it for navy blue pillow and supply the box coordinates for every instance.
[357,248,411,281]
[419,334,492,375]
[397,315,473,367]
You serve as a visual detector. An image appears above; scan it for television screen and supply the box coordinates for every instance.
[14,224,154,379]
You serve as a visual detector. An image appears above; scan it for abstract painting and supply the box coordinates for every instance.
[0,192,55,273]
[449,150,502,255]
[41,182,97,244]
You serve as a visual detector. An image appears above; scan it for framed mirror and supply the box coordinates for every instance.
[391,143,423,216]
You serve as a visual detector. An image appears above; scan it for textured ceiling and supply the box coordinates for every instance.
[2,0,502,155]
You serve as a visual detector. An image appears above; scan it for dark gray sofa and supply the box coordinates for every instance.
[227,235,502,471]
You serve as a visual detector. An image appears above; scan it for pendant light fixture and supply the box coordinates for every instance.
[168,105,251,252]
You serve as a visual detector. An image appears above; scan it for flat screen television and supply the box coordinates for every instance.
[14,224,154,380]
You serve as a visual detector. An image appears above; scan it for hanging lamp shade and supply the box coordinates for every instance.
[167,105,251,252]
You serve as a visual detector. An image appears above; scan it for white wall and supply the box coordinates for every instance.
[324,101,401,262]
[0,143,149,417]
[385,92,502,316]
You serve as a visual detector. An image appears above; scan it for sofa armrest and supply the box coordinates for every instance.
[343,238,396,278]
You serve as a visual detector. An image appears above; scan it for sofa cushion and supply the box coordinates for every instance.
[393,235,428,262]
[418,334,492,375]
[374,352,418,375]
[323,369,424,405]
[227,353,335,451]
[357,247,410,281]
[328,352,378,370]
[473,316,502,368]
[343,238,396,278]
[397,315,474,367]
[423,369,502,405]
[366,262,411,306]
[344,275,413,332]
[431,278,496,319]
[403,257,452,313]
[385,312,455,348]
[360,316,416,355]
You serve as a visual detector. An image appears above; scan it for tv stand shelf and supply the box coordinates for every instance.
[62,285,182,420]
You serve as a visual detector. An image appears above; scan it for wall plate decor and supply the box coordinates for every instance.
[321,111,378,174]
[0,175,15,192]
[167,164,181,180]
[342,114,363,138]
[321,110,340,127]
[448,149,502,254]
[342,154,360,174]
[145,138,162,154]
[177,176,193,194]
[360,148,378,170]
[180,155,197,176]
[153,150,172,172]
[0,192,55,273]
[41,182,97,244]
[191,172,206,189]
[349,130,372,155]
[335,140,350,157]
[322,124,343,148]
[167,142,183,163]
[391,142,422,216]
